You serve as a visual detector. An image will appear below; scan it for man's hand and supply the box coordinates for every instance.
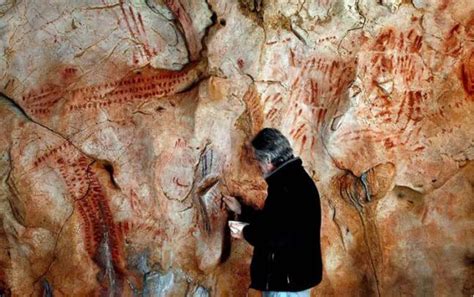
[223,195,242,215]
[228,220,249,239]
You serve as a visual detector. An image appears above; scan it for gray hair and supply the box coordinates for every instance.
[250,128,294,167]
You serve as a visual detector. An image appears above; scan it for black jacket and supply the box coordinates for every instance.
[239,156,323,292]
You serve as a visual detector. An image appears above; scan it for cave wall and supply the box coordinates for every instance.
[0,0,472,296]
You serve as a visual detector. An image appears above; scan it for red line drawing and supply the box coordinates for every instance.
[66,62,204,111]
[29,141,131,295]
[461,50,474,96]
[164,0,200,60]
[33,140,130,293]
[21,61,205,117]
[242,85,264,133]
[175,138,186,148]
[266,107,279,121]
[118,0,155,64]
[33,142,72,167]
[374,29,396,51]
[173,176,190,188]
[57,153,127,293]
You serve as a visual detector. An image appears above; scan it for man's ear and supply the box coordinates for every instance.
[266,162,275,171]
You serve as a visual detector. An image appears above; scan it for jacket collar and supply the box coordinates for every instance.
[264,156,303,182]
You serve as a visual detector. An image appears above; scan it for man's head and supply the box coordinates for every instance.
[250,128,295,175]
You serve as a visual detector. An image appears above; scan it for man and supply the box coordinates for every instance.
[224,128,323,297]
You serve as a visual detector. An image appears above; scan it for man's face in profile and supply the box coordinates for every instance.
[250,147,274,175]
[249,146,265,175]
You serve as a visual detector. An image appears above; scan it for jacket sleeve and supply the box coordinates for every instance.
[238,203,261,224]
[241,199,283,247]
[243,182,321,248]
[242,216,268,246]
[241,206,297,248]
[238,203,267,246]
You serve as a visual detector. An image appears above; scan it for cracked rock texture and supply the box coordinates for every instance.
[0,0,473,296]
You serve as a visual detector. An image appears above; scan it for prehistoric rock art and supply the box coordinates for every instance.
[0,0,473,296]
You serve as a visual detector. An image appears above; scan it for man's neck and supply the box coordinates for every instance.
[263,156,299,179]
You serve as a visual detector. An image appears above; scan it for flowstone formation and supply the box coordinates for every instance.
[0,0,472,296]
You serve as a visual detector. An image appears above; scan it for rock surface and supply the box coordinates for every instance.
[0,0,472,296]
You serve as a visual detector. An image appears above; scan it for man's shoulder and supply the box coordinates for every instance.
[289,165,317,188]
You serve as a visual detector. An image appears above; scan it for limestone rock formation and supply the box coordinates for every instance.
[0,0,472,296]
